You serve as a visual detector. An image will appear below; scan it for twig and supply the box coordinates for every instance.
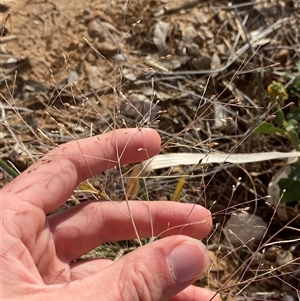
[153,0,203,16]
[0,35,18,43]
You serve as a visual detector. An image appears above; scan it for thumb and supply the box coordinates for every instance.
[65,236,211,300]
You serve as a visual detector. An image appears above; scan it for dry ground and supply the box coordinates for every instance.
[1,0,300,300]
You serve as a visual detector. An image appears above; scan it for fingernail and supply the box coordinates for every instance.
[167,240,210,284]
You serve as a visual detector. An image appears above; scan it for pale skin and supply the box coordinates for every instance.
[1,128,221,300]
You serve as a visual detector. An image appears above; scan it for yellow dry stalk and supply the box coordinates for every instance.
[171,176,187,202]
[78,165,186,202]
[125,164,142,198]
[77,180,109,199]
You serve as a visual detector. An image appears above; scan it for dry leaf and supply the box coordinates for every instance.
[210,53,221,78]
[126,164,142,198]
[143,151,300,172]
[153,20,169,53]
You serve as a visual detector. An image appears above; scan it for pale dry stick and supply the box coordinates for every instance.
[153,0,202,16]
[263,237,300,248]
[210,1,257,10]
[237,62,280,76]
[0,35,18,43]
[0,53,27,81]
[0,105,33,113]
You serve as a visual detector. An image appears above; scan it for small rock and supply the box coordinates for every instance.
[120,93,161,121]
[223,211,267,248]
[87,19,106,41]
[87,65,105,90]
[67,70,79,86]
[88,19,119,41]
[96,41,118,56]
[0,0,14,12]
[275,48,289,64]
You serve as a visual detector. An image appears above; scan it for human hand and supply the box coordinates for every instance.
[1,128,220,301]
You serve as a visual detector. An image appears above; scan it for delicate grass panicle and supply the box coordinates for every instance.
[1,0,300,300]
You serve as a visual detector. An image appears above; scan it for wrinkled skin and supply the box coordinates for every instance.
[1,128,221,301]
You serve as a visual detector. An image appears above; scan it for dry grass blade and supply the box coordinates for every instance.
[144,151,300,172]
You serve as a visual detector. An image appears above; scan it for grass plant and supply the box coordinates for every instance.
[1,0,300,299]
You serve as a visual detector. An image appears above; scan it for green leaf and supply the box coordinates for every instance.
[287,118,298,126]
[255,122,286,136]
[278,178,300,203]
[287,78,300,98]
[275,108,285,127]
[287,129,300,151]
[296,60,300,73]
[0,159,19,178]
[139,178,148,200]
[288,160,300,181]
[286,107,300,122]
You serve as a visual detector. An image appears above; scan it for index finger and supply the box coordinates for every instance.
[3,128,161,213]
